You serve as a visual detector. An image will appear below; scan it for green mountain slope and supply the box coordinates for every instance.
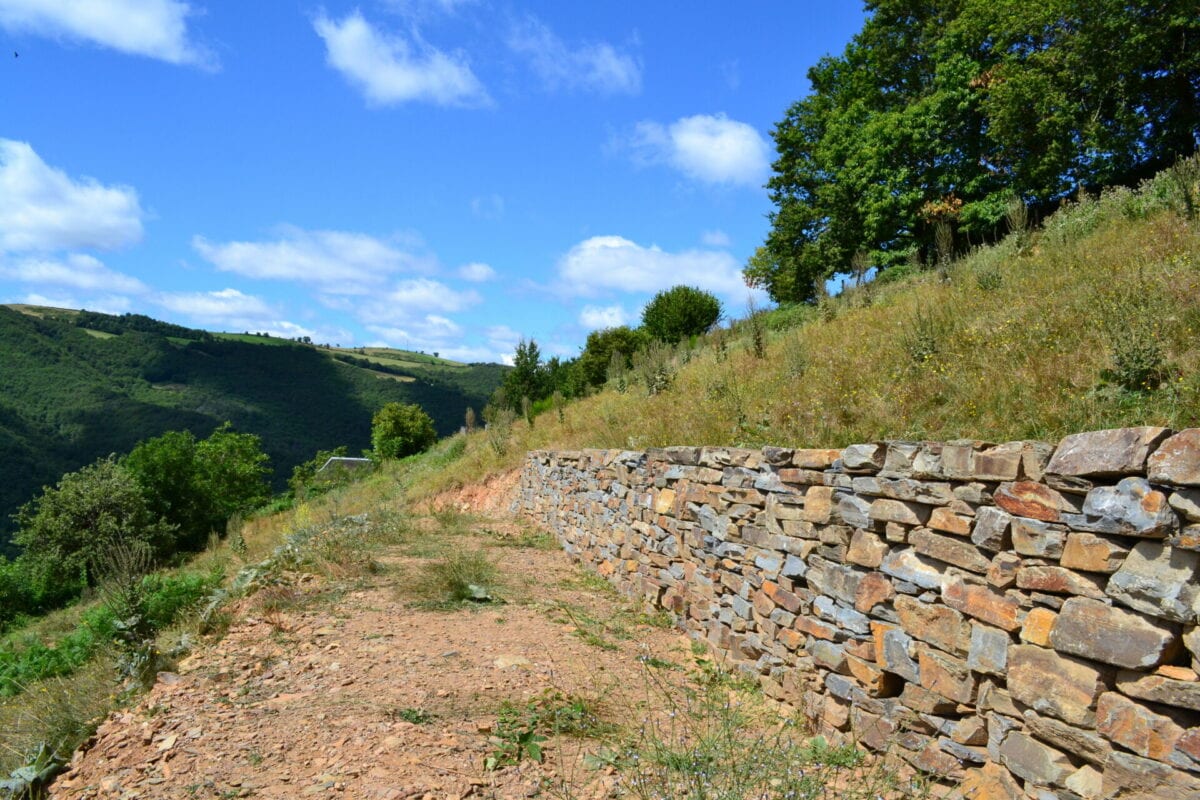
[0,306,506,553]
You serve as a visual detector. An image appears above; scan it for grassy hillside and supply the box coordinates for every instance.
[405,172,1200,499]
[0,309,506,553]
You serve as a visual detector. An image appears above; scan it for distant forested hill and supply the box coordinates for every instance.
[0,306,506,554]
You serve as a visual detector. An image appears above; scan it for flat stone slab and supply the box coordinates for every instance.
[1046,427,1170,477]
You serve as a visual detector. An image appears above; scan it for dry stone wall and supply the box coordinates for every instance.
[514,427,1200,799]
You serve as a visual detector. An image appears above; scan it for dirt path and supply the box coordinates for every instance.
[50,515,689,800]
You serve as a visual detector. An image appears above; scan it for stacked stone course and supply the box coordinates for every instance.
[514,427,1200,799]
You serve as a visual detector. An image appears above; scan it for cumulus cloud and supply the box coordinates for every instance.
[628,113,769,186]
[0,253,148,294]
[13,291,134,315]
[0,140,144,254]
[153,287,275,326]
[578,304,628,330]
[314,10,489,107]
[0,0,213,67]
[508,16,640,95]
[557,235,748,300]
[457,262,495,282]
[192,227,434,294]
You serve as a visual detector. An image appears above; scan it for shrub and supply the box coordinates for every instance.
[371,402,438,460]
[641,286,723,344]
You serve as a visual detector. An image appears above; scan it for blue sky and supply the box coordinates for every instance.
[0,1,865,363]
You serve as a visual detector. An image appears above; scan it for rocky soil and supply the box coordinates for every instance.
[50,514,688,800]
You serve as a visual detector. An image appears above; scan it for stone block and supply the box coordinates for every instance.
[900,682,958,714]
[1097,691,1187,762]
[1071,477,1179,538]
[801,485,834,523]
[952,716,988,746]
[1015,565,1107,599]
[846,529,889,568]
[792,449,842,469]
[854,571,895,613]
[1051,596,1180,670]
[794,614,840,641]
[843,443,886,472]
[968,622,1010,676]
[896,595,971,656]
[807,639,849,673]
[869,498,931,526]
[986,552,1021,589]
[1011,518,1067,559]
[1000,730,1075,787]
[1061,532,1130,574]
[1024,709,1113,766]
[910,527,991,573]
[972,506,1013,551]
[943,576,1023,631]
[971,441,1025,481]
[929,506,972,535]
[761,581,802,614]
[1101,751,1200,800]
[872,621,921,683]
[918,645,977,704]
[880,548,946,590]
[1147,428,1200,486]
[994,481,1082,522]
[1021,607,1057,646]
[836,492,872,528]
[1168,524,1200,551]
[1186,627,1200,672]
[1106,540,1199,624]
[956,762,1023,800]
[1046,427,1171,477]
[1008,644,1111,726]
[1117,669,1200,712]
[1168,488,1200,522]
[1064,765,1103,798]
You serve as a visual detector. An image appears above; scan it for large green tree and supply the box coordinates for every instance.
[371,403,438,460]
[748,0,1200,303]
[13,458,174,607]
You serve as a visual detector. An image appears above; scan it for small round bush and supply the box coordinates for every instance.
[641,285,723,343]
[371,402,438,460]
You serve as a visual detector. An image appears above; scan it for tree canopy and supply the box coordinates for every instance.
[747,0,1200,303]
[641,286,723,344]
[371,402,438,460]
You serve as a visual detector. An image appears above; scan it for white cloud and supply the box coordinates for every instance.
[0,0,213,67]
[508,16,640,95]
[701,229,731,248]
[153,287,274,326]
[558,235,749,300]
[578,304,628,330]
[192,227,433,293]
[314,10,489,107]
[13,291,133,315]
[0,253,148,294]
[628,113,769,186]
[384,278,480,314]
[0,140,144,254]
[458,262,495,282]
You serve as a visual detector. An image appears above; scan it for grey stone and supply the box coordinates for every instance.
[967,623,1009,676]
[1008,644,1111,726]
[1070,477,1179,537]
[1168,488,1200,522]
[1046,427,1171,477]
[1106,540,1200,624]
[1116,669,1200,712]
[879,626,921,683]
[1000,730,1075,787]
[842,443,886,472]
[1052,596,1181,670]
[971,506,1013,551]
[987,712,1020,763]
[1011,518,1066,559]
[1023,710,1113,766]
[836,492,873,528]
[1101,751,1200,800]
[781,554,807,579]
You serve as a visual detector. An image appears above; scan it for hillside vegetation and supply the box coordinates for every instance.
[411,161,1200,499]
[0,308,505,552]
